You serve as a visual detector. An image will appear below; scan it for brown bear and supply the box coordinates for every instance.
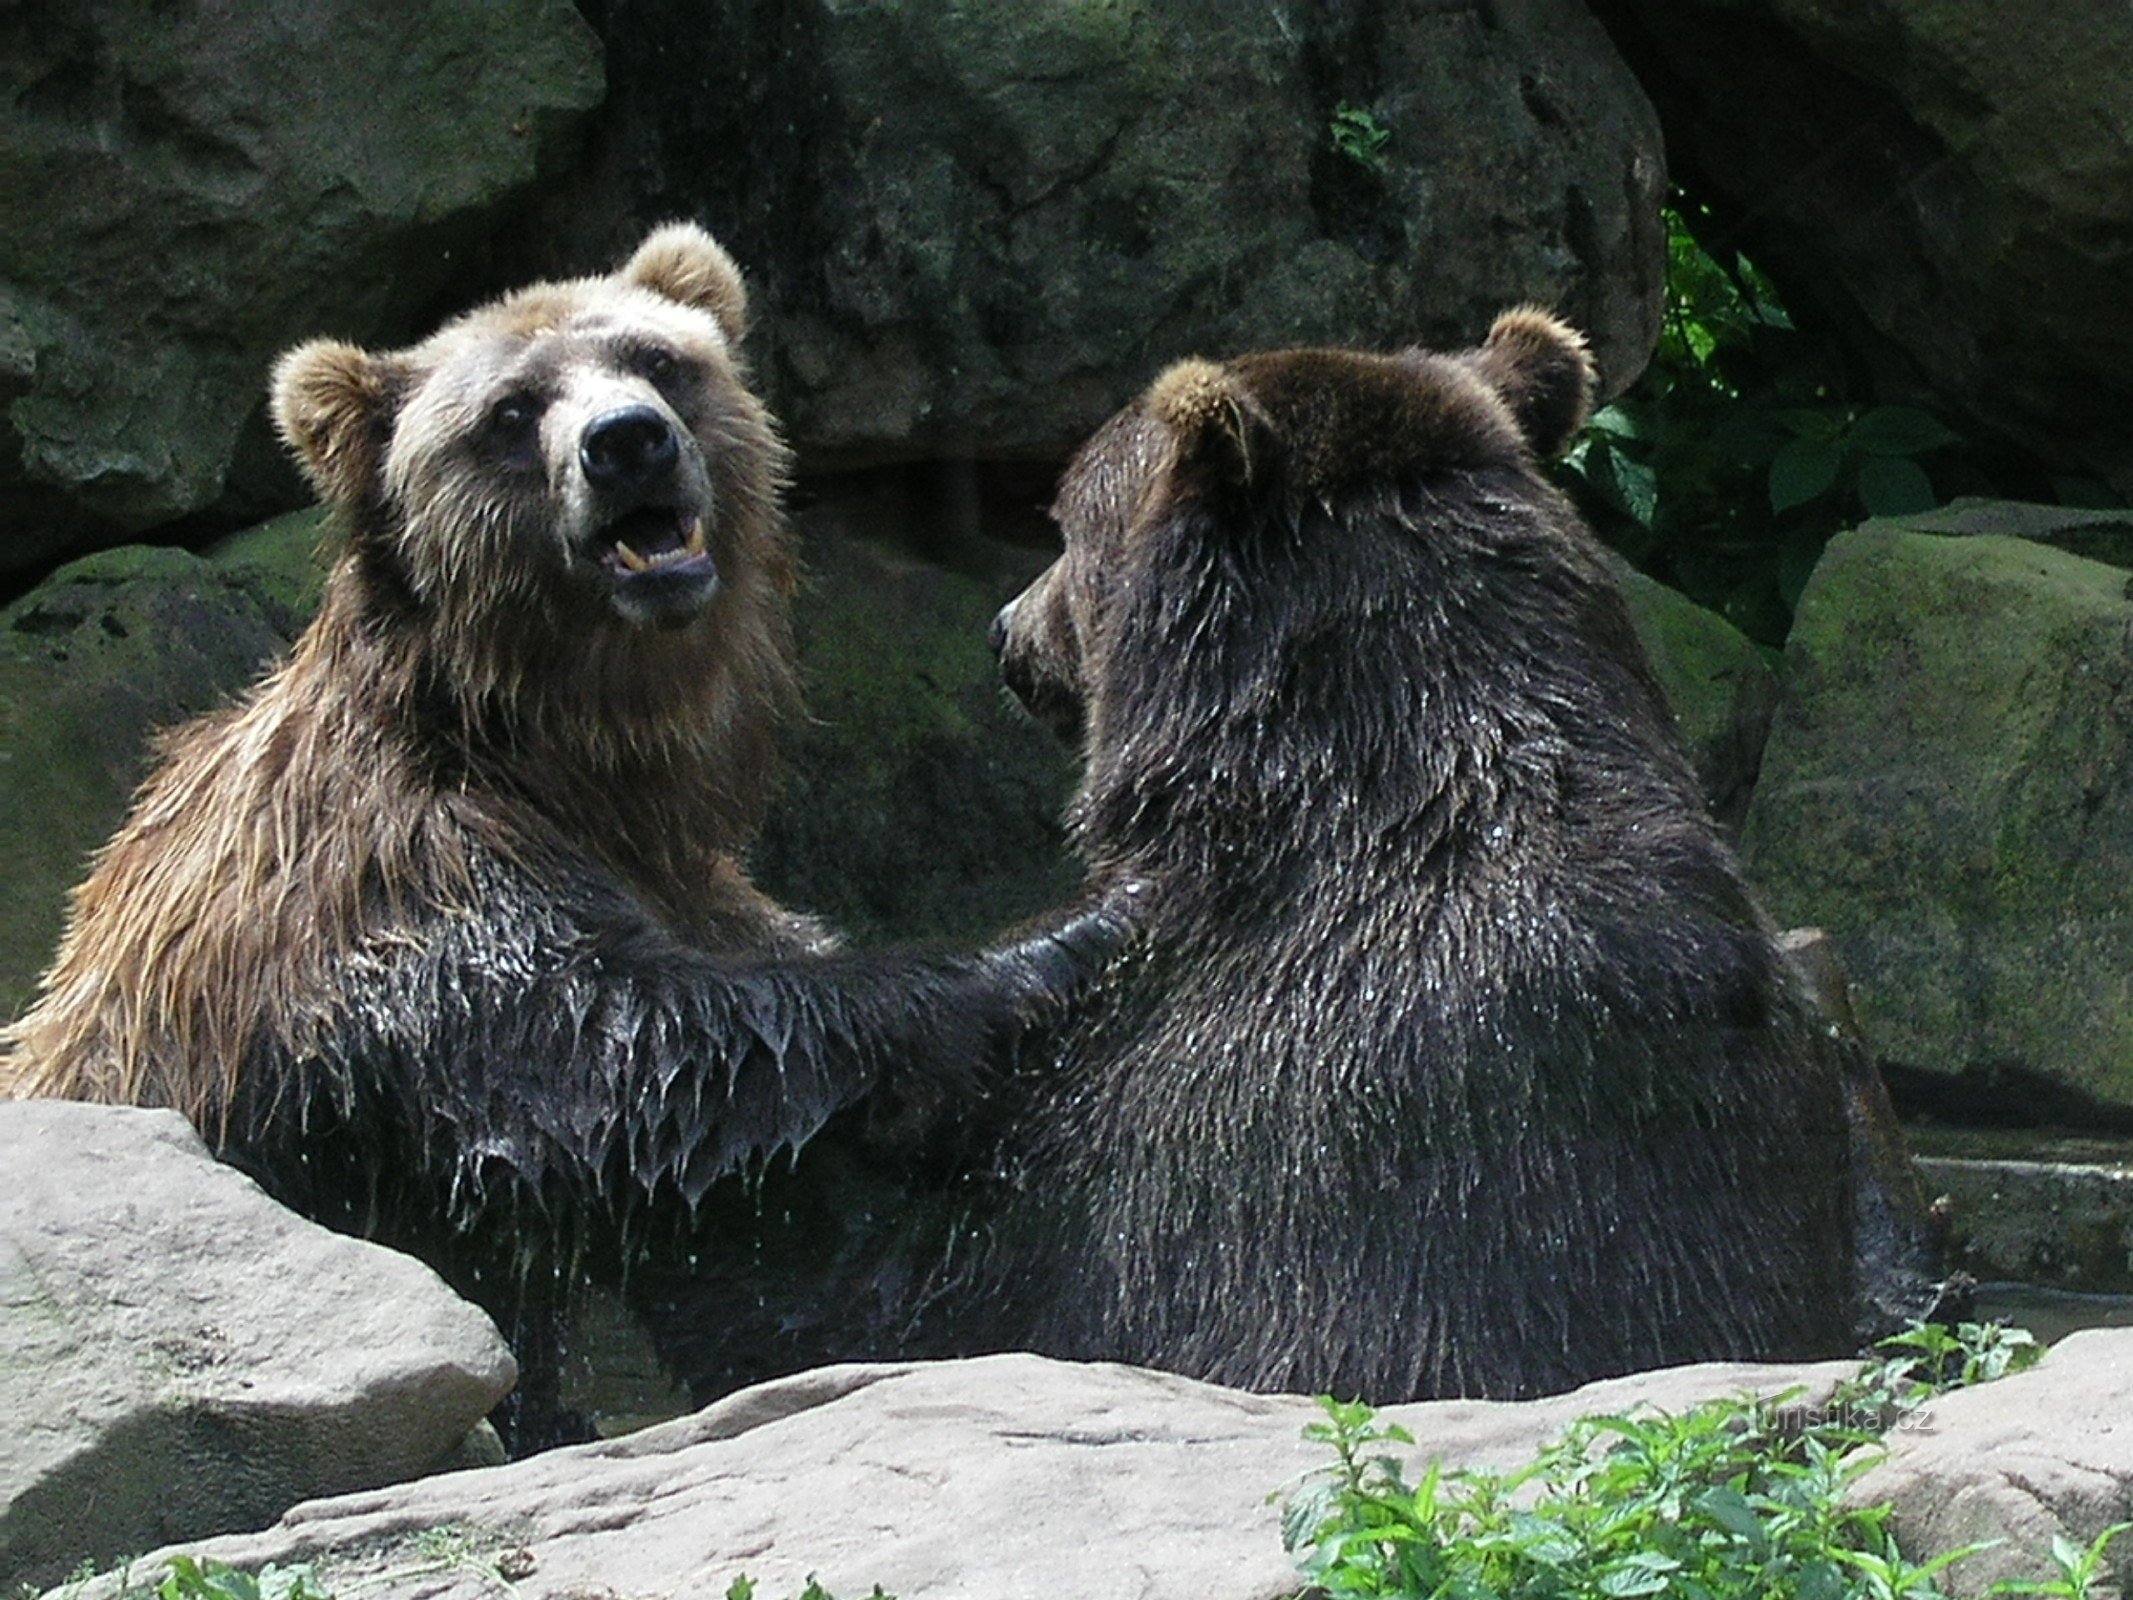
[973,311,1937,1399]
[0,226,1121,1412]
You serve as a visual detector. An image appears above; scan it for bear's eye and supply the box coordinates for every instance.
[484,392,544,471]
[489,394,540,436]
[628,344,684,386]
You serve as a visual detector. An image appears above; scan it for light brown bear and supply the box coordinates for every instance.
[2,225,1117,1308]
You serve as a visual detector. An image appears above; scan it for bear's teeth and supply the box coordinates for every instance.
[612,540,651,573]
[683,517,706,557]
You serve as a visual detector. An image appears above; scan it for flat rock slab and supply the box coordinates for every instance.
[63,1351,1862,1600]
[1,1102,516,1593]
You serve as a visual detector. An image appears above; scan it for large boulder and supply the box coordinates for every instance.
[1741,512,2133,1114]
[1588,0,2133,495]
[0,0,602,569]
[539,0,1666,467]
[0,1101,515,1595]
[36,1351,1861,1600]
[752,471,1081,947]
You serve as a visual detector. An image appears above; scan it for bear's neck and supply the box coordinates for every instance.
[315,573,796,942]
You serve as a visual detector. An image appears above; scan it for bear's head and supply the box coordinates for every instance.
[271,223,791,643]
[993,308,1598,756]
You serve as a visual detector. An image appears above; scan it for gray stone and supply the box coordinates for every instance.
[556,0,1665,468]
[1889,499,2133,574]
[0,1,601,566]
[42,1351,1857,1600]
[1589,0,2133,495]
[1741,519,2133,1112]
[1858,1328,2133,1598]
[1912,1136,2133,1297]
[0,1101,516,1595]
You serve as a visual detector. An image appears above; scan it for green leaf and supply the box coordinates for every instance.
[1857,456,1937,516]
[1848,405,1961,457]
[1597,1562,1673,1596]
[1777,407,1847,442]
[1694,1485,1770,1546]
[1770,437,1844,513]
[1506,1512,1582,1566]
[1589,403,1644,442]
[1612,452,1661,529]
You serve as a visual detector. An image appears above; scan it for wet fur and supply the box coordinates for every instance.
[980,314,1900,1399]
[2,226,1110,1243]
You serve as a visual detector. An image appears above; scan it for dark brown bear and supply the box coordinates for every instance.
[1,226,1117,1340]
[980,311,1925,1399]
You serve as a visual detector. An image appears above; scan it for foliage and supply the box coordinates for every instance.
[1558,199,1971,644]
[726,1580,895,1600]
[1330,102,1392,172]
[153,1561,331,1600]
[1282,1322,2121,1600]
[1864,1321,2043,1398]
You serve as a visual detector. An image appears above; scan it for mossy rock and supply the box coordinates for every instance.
[0,518,329,1021]
[1742,518,2133,1113]
[752,479,1082,947]
[1612,560,1777,831]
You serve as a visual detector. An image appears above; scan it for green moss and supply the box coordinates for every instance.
[1743,520,2133,1106]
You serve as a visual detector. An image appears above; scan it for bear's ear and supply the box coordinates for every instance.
[1461,307,1597,459]
[270,339,401,505]
[622,222,750,344]
[1145,358,1271,492]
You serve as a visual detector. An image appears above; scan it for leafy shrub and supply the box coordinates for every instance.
[1559,200,1968,644]
[1283,1323,2120,1600]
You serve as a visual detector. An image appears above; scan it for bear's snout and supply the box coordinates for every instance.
[581,405,681,495]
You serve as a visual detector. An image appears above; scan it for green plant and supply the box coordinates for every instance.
[1330,102,1392,172]
[725,1578,894,1600]
[1284,1388,1924,1599]
[153,1558,332,1600]
[1558,198,1971,643]
[1864,1320,2043,1398]
[1282,1324,2111,1600]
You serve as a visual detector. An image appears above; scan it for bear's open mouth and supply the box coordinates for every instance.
[596,506,712,579]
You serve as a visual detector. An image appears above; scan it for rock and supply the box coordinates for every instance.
[0,517,326,1021]
[1890,499,2133,573]
[752,470,1082,946]
[539,0,1665,468]
[0,1,602,566]
[1613,560,1778,831]
[40,1351,1858,1600]
[1857,1328,2133,1597]
[0,1101,516,1595]
[1742,517,2133,1114]
[1588,0,2133,496]
[1910,1134,2133,1297]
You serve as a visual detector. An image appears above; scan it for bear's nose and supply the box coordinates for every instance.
[581,406,680,491]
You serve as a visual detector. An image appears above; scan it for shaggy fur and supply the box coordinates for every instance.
[979,312,1926,1400]
[2,225,1117,1242]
